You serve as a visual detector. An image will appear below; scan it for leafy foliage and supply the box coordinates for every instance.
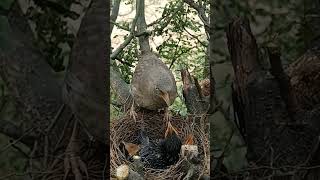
[116,35,139,83]
[26,0,80,72]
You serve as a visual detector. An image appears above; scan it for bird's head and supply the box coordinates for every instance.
[163,121,182,164]
[155,87,171,107]
[165,121,179,138]
[153,75,177,107]
[122,141,140,156]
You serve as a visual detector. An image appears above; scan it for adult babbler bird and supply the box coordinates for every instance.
[138,121,182,169]
[130,52,177,121]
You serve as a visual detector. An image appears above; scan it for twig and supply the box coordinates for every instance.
[0,170,59,180]
[169,33,182,69]
[111,5,139,59]
[29,141,38,180]
[111,20,130,31]
[0,119,35,146]
[183,0,209,31]
[46,104,65,133]
[183,26,207,47]
[53,114,74,151]
[43,135,49,169]
[115,57,135,67]
[11,141,29,158]
[0,127,34,154]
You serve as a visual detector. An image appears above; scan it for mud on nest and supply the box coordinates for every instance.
[110,111,209,179]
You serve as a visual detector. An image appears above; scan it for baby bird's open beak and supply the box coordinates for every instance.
[185,134,194,145]
[165,121,178,138]
[122,141,140,156]
[160,90,170,107]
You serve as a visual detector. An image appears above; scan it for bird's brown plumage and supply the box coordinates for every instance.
[131,52,177,110]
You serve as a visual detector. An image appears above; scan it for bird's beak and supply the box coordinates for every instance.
[160,91,170,106]
[185,134,194,145]
[165,121,178,138]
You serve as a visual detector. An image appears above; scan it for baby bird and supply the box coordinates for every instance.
[138,122,182,169]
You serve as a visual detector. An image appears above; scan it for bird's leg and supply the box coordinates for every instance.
[129,100,138,122]
[164,107,172,122]
[63,119,88,180]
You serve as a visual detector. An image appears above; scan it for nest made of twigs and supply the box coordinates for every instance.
[110,111,209,179]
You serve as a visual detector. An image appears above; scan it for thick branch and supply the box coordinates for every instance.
[136,0,151,54]
[110,0,121,33]
[111,34,134,59]
[181,69,208,114]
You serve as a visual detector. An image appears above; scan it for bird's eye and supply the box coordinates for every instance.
[155,87,159,90]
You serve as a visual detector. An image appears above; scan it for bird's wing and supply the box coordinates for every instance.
[139,138,168,169]
[138,129,149,145]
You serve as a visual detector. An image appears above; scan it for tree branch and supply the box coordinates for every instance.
[62,0,108,142]
[181,69,208,115]
[183,0,209,33]
[110,0,121,33]
[0,120,35,146]
[111,2,139,59]
[136,0,151,54]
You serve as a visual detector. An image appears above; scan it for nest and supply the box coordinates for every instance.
[110,111,209,179]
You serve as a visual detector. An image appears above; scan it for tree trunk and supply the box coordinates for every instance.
[0,1,108,179]
[227,17,320,179]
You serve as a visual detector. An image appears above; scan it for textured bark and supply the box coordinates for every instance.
[110,66,133,107]
[181,69,208,115]
[0,1,66,146]
[227,17,319,179]
[268,47,300,120]
[0,1,108,179]
[136,0,151,54]
[62,0,108,143]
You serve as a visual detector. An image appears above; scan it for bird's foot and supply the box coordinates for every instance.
[129,103,138,122]
[63,121,88,180]
[164,108,172,122]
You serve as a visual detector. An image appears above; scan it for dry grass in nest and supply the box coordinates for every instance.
[110,111,209,179]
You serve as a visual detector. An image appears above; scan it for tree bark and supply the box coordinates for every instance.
[0,1,109,179]
[181,69,208,115]
[227,17,319,178]
[62,0,108,143]
[0,0,66,147]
